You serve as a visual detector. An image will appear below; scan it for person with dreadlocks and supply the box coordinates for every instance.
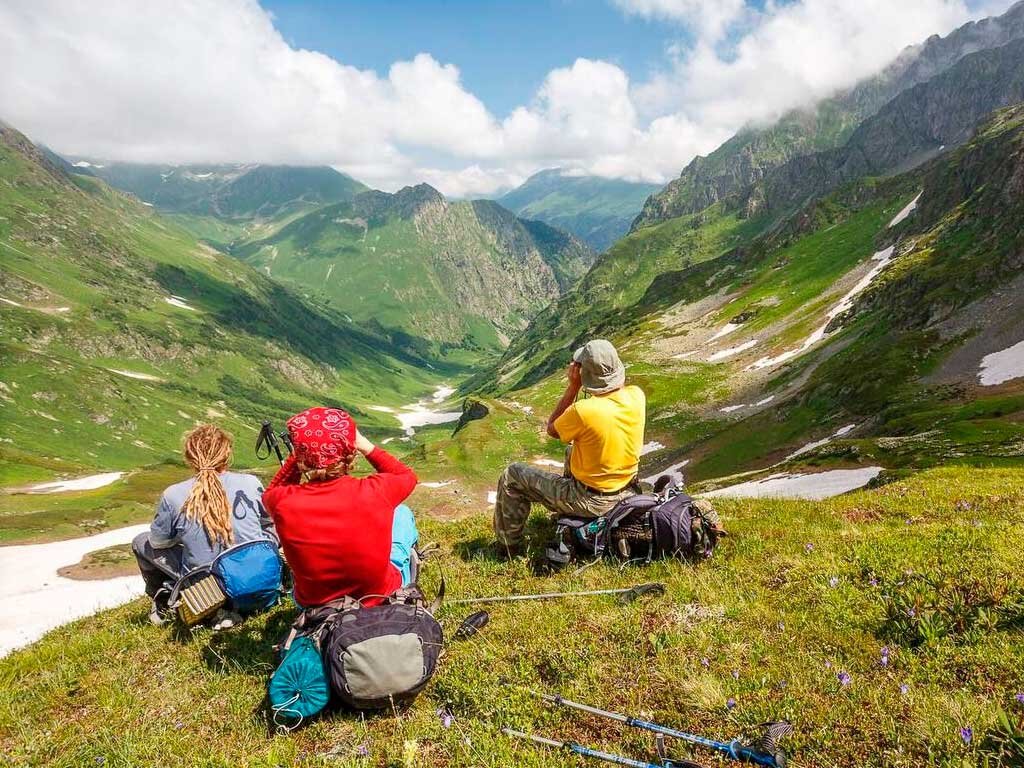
[262,406,419,608]
[132,424,277,625]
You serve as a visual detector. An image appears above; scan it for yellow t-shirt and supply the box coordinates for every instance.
[553,385,646,492]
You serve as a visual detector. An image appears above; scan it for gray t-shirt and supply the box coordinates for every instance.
[150,471,277,571]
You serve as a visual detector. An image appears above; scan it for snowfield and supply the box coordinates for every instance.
[888,192,922,228]
[23,472,125,494]
[705,466,883,500]
[978,339,1024,386]
[0,524,149,657]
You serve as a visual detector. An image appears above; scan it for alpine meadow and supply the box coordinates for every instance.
[1,2,1023,767]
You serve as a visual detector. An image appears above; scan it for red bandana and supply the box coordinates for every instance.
[286,407,357,469]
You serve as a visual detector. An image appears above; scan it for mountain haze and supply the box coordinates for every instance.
[498,169,659,251]
[632,0,1024,230]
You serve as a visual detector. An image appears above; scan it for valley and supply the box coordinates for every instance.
[2,3,1024,765]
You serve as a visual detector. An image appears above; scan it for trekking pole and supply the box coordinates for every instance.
[449,582,665,606]
[502,728,702,768]
[537,693,791,768]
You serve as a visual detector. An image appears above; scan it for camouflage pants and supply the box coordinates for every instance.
[493,461,635,547]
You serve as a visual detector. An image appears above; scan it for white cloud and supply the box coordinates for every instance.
[0,0,1012,197]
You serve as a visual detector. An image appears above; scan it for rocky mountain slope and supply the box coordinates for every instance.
[233,184,595,353]
[0,119,440,489]
[632,0,1024,230]
[498,168,659,251]
[479,102,1024,484]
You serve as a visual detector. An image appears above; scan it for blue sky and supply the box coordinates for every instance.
[263,0,695,116]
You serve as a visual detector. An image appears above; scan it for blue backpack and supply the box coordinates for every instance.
[211,540,283,613]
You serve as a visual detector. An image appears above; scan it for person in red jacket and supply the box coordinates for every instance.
[262,406,419,608]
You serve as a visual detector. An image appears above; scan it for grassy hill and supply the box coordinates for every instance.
[233,185,595,354]
[0,119,448,539]
[1,463,1022,766]
[498,169,660,252]
[476,103,1024,487]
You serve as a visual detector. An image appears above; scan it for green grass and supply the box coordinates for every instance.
[2,465,1022,766]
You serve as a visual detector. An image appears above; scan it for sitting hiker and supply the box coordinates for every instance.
[494,339,645,555]
[262,407,419,608]
[133,424,278,626]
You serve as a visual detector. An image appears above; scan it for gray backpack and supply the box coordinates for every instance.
[321,584,444,711]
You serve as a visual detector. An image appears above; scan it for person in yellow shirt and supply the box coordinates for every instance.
[493,339,646,554]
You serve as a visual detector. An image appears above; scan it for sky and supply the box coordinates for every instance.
[0,0,1015,197]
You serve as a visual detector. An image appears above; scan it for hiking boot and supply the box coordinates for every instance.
[487,541,524,561]
[212,609,242,631]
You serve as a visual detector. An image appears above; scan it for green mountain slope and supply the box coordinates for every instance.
[633,0,1024,229]
[479,104,1024,484]
[0,119,441,508]
[498,168,659,251]
[233,184,595,353]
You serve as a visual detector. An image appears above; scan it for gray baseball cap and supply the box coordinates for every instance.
[573,339,625,394]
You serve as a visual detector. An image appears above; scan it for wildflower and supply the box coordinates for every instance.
[959,727,972,745]
[726,698,736,710]
[880,646,890,668]
[356,744,369,757]
[804,543,815,553]
[900,684,909,695]
[732,669,740,680]
[701,657,710,668]
[436,707,453,729]
[174,721,184,730]
[1014,692,1024,704]
[868,577,879,587]
[824,660,833,669]
[906,608,916,618]
[777,621,785,632]
[829,576,840,588]
[837,671,852,687]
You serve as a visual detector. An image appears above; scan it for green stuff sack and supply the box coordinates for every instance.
[269,635,330,729]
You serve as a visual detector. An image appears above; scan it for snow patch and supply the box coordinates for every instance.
[708,339,758,362]
[710,322,741,341]
[748,247,895,371]
[22,472,125,494]
[640,441,665,456]
[642,459,689,485]
[787,424,858,460]
[888,193,922,228]
[107,368,163,382]
[420,481,454,489]
[704,467,883,500]
[0,524,149,657]
[978,340,1024,386]
[165,296,196,311]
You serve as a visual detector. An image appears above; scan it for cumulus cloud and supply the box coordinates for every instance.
[0,0,1012,196]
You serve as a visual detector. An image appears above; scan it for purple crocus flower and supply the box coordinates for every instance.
[732,669,740,680]
[907,608,916,618]
[837,671,852,686]
[829,576,840,588]
[880,646,890,667]
[804,543,815,553]
[701,657,710,668]
[900,684,909,695]
[1015,692,1024,704]
[960,726,972,745]
[824,660,832,669]
[436,707,454,729]
[869,577,879,587]
[356,744,369,757]
[726,698,736,710]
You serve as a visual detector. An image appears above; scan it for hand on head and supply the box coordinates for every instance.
[354,429,375,455]
[567,361,582,388]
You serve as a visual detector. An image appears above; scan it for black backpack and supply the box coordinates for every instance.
[546,476,719,568]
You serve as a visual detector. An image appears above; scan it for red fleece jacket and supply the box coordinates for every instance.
[262,447,417,607]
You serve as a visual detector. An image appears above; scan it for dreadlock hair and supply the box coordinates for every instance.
[182,424,234,548]
[298,452,356,484]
